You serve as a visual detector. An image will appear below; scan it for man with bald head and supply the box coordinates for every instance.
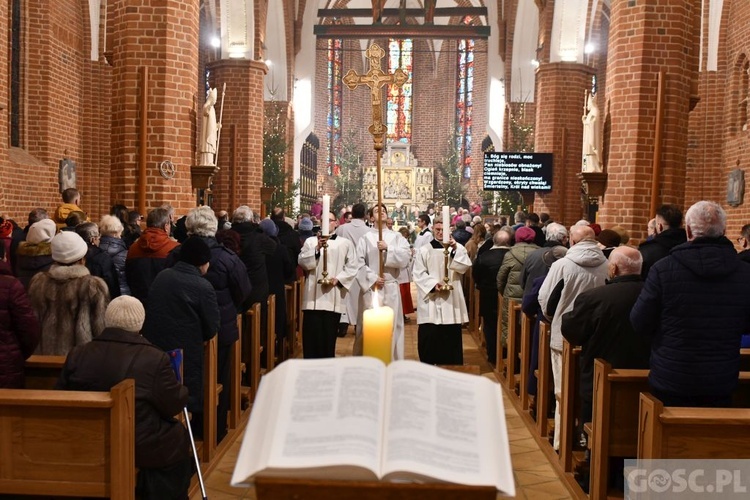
[538,224,608,450]
[561,246,651,428]
[631,201,750,408]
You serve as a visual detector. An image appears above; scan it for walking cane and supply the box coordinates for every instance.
[168,349,208,500]
[183,407,208,500]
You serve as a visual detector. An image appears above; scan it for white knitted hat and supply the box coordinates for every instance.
[50,231,88,264]
[105,296,145,332]
[27,219,57,244]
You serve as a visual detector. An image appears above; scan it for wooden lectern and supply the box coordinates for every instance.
[255,477,498,500]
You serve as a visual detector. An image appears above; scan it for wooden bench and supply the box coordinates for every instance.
[202,336,219,462]
[266,294,277,371]
[586,361,750,499]
[638,392,750,459]
[24,355,66,389]
[518,311,533,410]
[0,379,135,499]
[559,338,581,473]
[494,291,505,379]
[243,302,263,401]
[506,299,521,392]
[535,321,553,439]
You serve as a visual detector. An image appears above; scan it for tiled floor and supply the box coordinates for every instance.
[192,311,572,499]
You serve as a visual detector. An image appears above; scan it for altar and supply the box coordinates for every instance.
[361,142,434,219]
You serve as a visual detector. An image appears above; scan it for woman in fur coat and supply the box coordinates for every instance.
[28,232,109,355]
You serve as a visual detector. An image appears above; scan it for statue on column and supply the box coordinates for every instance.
[200,87,219,166]
[582,92,602,173]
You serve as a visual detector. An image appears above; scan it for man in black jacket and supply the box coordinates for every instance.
[562,246,651,425]
[143,236,220,438]
[631,201,750,407]
[57,296,192,499]
[271,206,302,268]
[75,222,120,299]
[638,203,686,278]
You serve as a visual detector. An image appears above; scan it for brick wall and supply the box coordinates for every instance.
[110,0,199,218]
[597,0,700,244]
[533,63,594,226]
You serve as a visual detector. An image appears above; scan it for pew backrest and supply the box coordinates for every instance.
[638,392,750,460]
[0,379,135,499]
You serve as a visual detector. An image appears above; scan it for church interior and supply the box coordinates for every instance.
[3,0,750,499]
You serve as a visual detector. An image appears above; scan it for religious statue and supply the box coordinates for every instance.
[200,87,219,166]
[58,157,77,193]
[582,92,602,173]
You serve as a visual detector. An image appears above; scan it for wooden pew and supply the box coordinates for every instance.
[296,276,305,355]
[24,355,65,389]
[243,302,263,401]
[0,379,135,499]
[587,360,649,500]
[202,336,218,462]
[266,294,277,371]
[638,392,750,459]
[536,321,553,439]
[559,339,583,473]
[229,315,243,429]
[506,299,521,392]
[519,312,533,410]
[284,282,297,361]
[494,291,505,380]
[467,268,476,334]
[587,362,750,499]
[473,288,483,351]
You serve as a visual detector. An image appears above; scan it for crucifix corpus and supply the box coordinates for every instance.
[343,43,408,278]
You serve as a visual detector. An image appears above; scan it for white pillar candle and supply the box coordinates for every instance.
[442,205,450,243]
[363,305,394,364]
[322,194,330,235]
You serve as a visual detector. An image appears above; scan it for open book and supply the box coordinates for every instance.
[231,357,515,496]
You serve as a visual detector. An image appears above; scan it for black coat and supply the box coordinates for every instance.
[99,236,130,296]
[638,227,687,278]
[86,245,120,299]
[275,219,302,276]
[562,275,651,407]
[473,246,509,292]
[174,237,252,345]
[231,222,277,308]
[142,261,220,413]
[631,237,750,398]
[56,328,189,469]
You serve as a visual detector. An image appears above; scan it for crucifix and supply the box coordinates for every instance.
[343,43,408,278]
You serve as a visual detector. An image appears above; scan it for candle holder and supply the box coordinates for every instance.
[440,242,454,292]
[317,235,333,286]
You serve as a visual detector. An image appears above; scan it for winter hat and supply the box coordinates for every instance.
[0,219,12,238]
[515,226,536,243]
[27,219,57,244]
[105,296,145,333]
[259,218,279,238]
[179,235,212,267]
[596,229,622,248]
[299,218,313,232]
[51,231,88,264]
[589,223,602,236]
[610,225,630,245]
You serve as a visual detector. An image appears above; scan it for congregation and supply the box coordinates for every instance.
[2,190,750,498]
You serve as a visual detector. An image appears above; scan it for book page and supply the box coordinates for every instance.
[381,361,514,495]
[233,357,388,483]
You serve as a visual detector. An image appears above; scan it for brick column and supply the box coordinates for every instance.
[533,62,594,226]
[597,0,700,241]
[207,59,268,213]
[110,0,199,215]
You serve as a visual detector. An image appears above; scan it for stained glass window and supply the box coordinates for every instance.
[456,37,474,179]
[327,39,343,175]
[386,39,413,143]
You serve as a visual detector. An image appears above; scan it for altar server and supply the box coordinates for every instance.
[413,221,471,365]
[354,204,411,360]
[298,212,358,358]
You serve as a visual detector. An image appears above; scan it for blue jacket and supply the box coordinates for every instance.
[630,237,750,398]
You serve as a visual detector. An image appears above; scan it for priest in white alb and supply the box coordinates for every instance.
[354,203,412,360]
[413,220,471,365]
[298,212,358,358]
